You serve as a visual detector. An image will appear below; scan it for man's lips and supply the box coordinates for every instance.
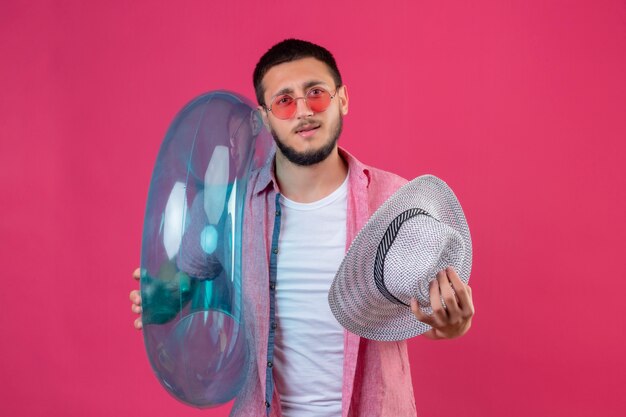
[294,122,321,137]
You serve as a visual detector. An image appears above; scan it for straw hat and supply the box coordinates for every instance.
[328,175,472,341]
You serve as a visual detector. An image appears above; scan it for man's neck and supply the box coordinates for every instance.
[274,147,348,203]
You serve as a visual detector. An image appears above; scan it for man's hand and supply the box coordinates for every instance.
[129,268,143,330]
[410,266,474,340]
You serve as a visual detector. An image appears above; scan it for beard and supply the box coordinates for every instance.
[270,114,343,167]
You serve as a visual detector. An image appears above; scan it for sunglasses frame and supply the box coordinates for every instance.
[265,86,340,120]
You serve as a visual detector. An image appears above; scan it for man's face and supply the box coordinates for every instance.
[259,57,349,166]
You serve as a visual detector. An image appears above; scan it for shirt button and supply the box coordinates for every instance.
[275,210,280,216]
[271,322,277,329]
[267,361,273,368]
[273,248,278,254]
[265,401,270,408]
[270,283,275,290]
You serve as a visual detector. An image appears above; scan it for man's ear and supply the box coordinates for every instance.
[257,105,271,131]
[338,85,349,116]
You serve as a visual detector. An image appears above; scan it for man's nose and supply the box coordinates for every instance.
[294,97,314,119]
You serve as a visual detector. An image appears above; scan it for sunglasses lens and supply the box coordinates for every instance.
[306,88,331,113]
[271,95,295,119]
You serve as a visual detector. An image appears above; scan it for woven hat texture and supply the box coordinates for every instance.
[328,174,472,341]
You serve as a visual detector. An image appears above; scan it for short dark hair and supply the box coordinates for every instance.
[253,39,343,107]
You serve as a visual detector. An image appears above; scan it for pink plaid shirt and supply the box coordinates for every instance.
[232,147,417,417]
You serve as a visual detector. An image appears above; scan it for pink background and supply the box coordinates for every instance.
[1,1,625,416]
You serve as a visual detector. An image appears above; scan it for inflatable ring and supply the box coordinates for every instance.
[140,91,272,407]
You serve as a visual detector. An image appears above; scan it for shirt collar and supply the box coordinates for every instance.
[252,145,371,195]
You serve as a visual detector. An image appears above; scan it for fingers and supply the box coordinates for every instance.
[411,267,475,331]
[438,268,461,321]
[130,268,142,305]
[428,272,449,328]
[131,301,142,314]
[409,272,447,327]
[130,289,142,330]
[131,267,143,330]
[446,267,475,319]
[410,298,431,325]
[134,317,143,330]
[129,289,142,306]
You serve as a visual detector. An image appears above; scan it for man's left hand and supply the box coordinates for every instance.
[410,266,475,340]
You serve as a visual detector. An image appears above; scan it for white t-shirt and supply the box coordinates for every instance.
[273,174,349,417]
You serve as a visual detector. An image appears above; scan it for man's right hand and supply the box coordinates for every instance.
[130,267,143,330]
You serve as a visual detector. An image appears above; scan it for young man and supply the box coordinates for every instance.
[130,39,474,416]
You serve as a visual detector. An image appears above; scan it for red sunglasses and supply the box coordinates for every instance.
[266,86,339,120]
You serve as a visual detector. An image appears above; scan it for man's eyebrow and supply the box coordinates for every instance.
[271,80,330,98]
[302,80,328,90]
[273,87,294,97]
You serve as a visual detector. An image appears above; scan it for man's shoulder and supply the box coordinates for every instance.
[365,163,408,189]
[246,149,277,197]
[363,163,408,208]
[340,147,409,211]
[344,148,406,185]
